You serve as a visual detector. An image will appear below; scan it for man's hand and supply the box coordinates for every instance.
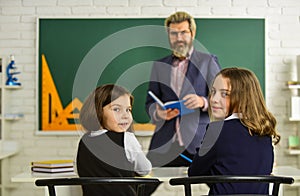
[156,104,180,120]
[183,94,205,109]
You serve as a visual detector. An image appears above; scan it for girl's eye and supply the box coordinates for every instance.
[210,89,216,95]
[126,108,132,113]
[221,92,230,97]
[112,107,120,112]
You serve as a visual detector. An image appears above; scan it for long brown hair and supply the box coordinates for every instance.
[79,84,134,132]
[210,67,280,145]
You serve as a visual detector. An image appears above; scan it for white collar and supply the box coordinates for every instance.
[89,129,108,137]
[225,113,241,121]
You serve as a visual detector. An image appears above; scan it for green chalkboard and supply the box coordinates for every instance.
[38,18,264,130]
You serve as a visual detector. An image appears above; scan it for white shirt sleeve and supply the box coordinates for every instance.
[124,132,152,176]
[201,96,208,112]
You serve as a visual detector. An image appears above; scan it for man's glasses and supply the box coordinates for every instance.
[169,30,191,38]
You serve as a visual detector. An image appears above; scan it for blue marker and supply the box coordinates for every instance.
[180,153,192,163]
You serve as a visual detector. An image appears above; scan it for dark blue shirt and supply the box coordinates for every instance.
[188,118,274,195]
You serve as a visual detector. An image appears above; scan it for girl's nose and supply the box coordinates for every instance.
[122,110,130,118]
[211,94,219,103]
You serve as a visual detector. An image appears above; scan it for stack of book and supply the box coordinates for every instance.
[31,159,74,173]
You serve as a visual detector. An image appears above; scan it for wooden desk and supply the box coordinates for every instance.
[11,167,188,183]
[150,167,188,180]
[14,166,297,196]
[273,166,300,187]
[11,172,79,196]
[11,167,190,196]
[11,172,78,183]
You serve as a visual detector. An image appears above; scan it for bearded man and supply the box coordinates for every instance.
[145,11,221,167]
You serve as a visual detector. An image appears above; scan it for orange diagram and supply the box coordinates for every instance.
[41,54,82,131]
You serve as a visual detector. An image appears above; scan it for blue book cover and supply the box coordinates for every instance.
[148,91,195,115]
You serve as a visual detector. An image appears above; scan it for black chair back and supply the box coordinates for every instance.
[35,177,161,196]
[169,175,294,196]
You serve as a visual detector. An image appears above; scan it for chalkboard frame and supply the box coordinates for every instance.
[36,16,265,134]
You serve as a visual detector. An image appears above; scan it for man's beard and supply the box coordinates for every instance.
[171,41,192,58]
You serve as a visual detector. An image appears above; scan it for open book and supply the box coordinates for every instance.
[148,91,195,115]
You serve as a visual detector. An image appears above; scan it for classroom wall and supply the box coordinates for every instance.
[0,0,300,195]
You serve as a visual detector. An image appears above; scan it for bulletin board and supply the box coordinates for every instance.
[37,17,265,132]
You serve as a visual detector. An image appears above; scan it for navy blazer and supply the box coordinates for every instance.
[188,119,274,195]
[145,50,220,154]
